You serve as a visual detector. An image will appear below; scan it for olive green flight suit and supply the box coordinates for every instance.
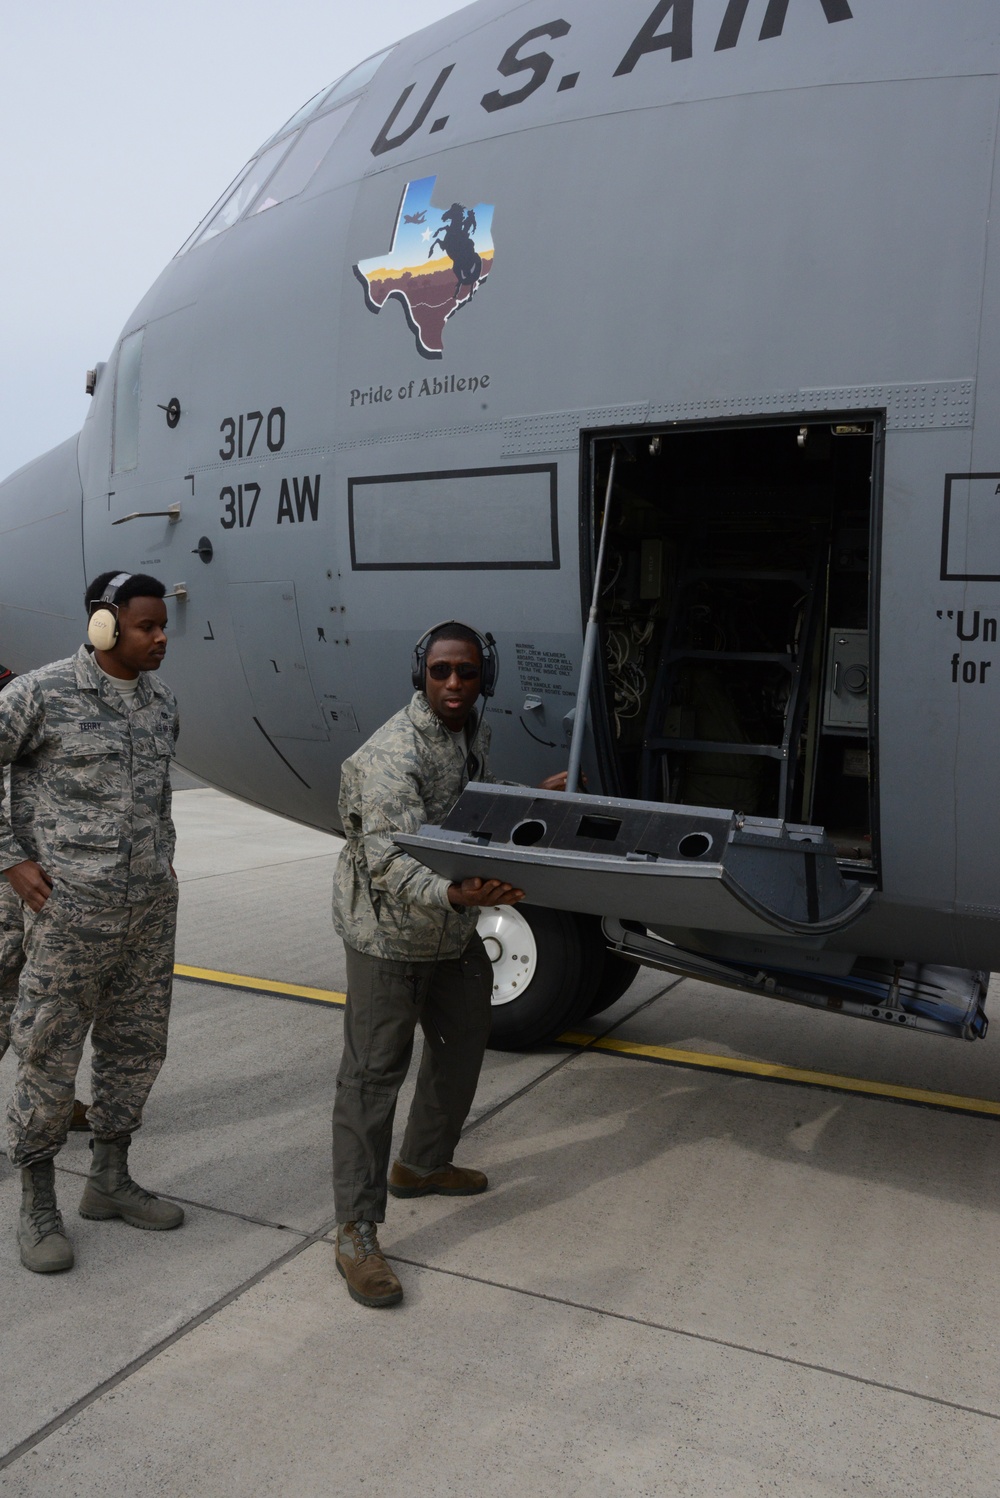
[332,691,495,1222]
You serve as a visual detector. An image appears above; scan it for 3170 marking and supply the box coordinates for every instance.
[219,407,286,460]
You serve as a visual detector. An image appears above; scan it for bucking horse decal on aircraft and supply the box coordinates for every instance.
[353,176,495,358]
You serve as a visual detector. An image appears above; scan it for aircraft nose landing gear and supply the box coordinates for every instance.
[477,906,537,1005]
[476,904,638,1050]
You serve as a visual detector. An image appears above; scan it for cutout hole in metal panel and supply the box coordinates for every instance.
[511,819,547,847]
[678,832,713,859]
[577,814,622,841]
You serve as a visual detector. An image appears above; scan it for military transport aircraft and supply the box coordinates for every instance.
[2,0,999,1048]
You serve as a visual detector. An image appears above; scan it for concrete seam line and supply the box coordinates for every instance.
[462,980,681,1137]
[585,976,684,1043]
[461,1049,583,1135]
[49,1162,311,1238]
[0,1216,341,1472]
[175,852,339,884]
[388,1258,1000,1426]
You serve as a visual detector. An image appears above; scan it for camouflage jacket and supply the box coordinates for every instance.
[0,645,178,907]
[333,691,495,960]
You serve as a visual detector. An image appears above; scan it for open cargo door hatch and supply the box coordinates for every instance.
[581,419,881,875]
[397,783,872,938]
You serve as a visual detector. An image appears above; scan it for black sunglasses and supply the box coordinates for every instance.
[427,662,481,681]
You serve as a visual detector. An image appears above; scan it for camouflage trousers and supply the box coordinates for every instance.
[6,885,178,1167]
[0,876,26,1062]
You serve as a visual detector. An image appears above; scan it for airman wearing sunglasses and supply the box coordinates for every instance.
[331,621,567,1308]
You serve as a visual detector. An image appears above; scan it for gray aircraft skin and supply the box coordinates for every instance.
[2,0,1000,1045]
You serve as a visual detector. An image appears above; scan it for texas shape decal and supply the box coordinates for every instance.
[353,176,495,359]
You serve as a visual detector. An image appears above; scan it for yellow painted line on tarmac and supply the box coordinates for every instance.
[559,1031,1000,1119]
[172,966,1000,1120]
[173,963,345,1007]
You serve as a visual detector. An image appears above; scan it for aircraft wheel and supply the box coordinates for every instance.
[570,915,640,1019]
[479,905,598,1049]
[584,948,640,1018]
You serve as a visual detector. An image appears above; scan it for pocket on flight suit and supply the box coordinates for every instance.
[57,734,124,879]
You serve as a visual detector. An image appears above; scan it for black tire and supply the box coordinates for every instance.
[485,905,599,1050]
[571,914,641,1019]
[584,948,640,1018]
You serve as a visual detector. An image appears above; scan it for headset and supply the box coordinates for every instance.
[411,619,498,699]
[87,572,133,651]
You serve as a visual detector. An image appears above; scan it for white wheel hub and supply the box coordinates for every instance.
[477,906,538,1007]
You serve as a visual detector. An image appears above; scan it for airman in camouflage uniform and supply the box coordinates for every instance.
[331,622,568,1309]
[1,574,184,1273]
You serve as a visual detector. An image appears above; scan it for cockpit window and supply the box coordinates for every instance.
[112,328,144,473]
[175,162,254,257]
[259,45,395,148]
[323,46,395,109]
[189,137,295,249]
[176,45,394,258]
[249,103,356,216]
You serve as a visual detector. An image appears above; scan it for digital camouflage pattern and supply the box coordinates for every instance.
[0,874,25,1060]
[333,691,495,961]
[0,645,178,907]
[0,644,179,1166]
[6,885,178,1166]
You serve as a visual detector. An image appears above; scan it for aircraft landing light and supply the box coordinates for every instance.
[173,963,345,1007]
[560,1033,1000,1121]
[174,964,1000,1122]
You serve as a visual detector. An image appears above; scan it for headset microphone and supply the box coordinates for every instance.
[87,572,133,651]
[411,620,498,699]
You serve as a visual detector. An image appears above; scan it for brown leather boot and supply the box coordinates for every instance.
[387,1159,488,1198]
[335,1221,403,1308]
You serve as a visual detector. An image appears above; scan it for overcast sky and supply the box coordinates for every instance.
[0,0,472,481]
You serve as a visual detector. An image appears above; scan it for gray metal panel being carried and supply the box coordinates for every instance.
[399,784,872,938]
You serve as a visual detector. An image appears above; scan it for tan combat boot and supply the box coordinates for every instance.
[79,1136,184,1230]
[19,1158,74,1273]
[335,1221,403,1307]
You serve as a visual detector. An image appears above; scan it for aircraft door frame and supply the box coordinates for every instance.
[579,413,884,884]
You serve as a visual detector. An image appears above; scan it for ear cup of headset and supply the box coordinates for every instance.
[410,644,424,693]
[87,608,120,651]
[86,571,132,651]
[480,635,497,698]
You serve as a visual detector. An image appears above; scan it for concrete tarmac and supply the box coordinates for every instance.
[2,784,1000,1495]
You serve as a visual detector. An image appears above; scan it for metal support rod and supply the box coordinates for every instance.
[566,445,618,793]
[111,503,181,526]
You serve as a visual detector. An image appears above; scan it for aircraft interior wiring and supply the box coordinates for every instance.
[588,419,878,873]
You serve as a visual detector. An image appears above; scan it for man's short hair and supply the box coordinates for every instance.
[85,572,166,613]
[424,622,483,662]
